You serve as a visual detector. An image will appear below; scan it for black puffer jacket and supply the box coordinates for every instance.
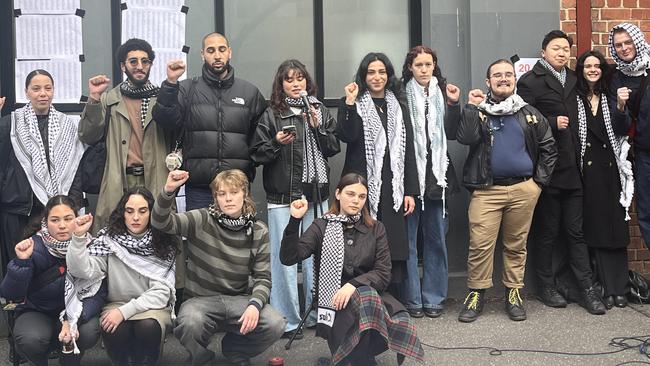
[153,66,267,186]
[456,103,557,189]
[251,105,340,204]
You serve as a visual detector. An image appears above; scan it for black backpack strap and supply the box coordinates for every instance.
[29,258,66,293]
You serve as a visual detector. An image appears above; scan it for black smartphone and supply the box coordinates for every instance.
[282,125,297,134]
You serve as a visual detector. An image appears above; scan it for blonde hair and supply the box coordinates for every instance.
[209,169,256,216]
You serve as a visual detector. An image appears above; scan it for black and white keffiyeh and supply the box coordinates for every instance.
[577,95,634,220]
[37,220,69,259]
[356,90,406,218]
[405,78,448,209]
[609,23,650,77]
[316,213,361,326]
[539,58,567,87]
[208,204,255,235]
[10,103,86,206]
[285,96,329,184]
[119,80,159,128]
[478,94,528,116]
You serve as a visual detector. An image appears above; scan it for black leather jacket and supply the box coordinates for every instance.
[456,103,557,190]
[250,105,340,204]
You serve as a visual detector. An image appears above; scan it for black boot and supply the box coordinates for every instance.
[505,288,526,321]
[580,286,606,315]
[458,289,485,323]
[536,285,567,308]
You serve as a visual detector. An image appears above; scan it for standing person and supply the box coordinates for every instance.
[152,169,285,366]
[399,45,461,318]
[0,70,85,275]
[336,52,418,287]
[281,173,424,366]
[152,32,267,210]
[456,59,557,322]
[608,23,650,252]
[67,188,177,366]
[79,38,172,234]
[517,30,605,314]
[251,59,340,338]
[576,50,634,309]
[0,195,105,366]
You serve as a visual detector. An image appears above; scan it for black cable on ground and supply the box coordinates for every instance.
[420,335,650,365]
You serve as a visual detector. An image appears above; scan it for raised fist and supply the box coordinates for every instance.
[344,82,359,105]
[15,238,34,260]
[166,60,186,84]
[88,75,111,101]
[468,89,486,106]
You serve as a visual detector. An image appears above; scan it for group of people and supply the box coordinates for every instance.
[0,21,647,366]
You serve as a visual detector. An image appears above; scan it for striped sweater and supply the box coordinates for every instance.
[151,190,271,309]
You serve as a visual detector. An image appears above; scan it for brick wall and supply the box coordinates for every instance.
[561,0,650,276]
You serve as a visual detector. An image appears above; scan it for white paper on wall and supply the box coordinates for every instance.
[15,15,83,59]
[123,0,185,10]
[15,58,82,104]
[14,0,80,14]
[121,8,185,50]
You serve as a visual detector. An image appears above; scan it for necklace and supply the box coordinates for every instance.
[374,100,386,114]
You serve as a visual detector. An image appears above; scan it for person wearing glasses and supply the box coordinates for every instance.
[518,30,606,315]
[456,59,557,323]
[78,38,172,234]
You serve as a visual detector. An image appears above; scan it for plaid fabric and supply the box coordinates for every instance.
[332,286,424,365]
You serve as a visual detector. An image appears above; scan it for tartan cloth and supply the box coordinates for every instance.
[332,286,425,365]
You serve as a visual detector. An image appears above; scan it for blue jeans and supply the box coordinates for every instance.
[402,198,448,310]
[636,149,650,251]
[185,186,213,210]
[267,200,327,331]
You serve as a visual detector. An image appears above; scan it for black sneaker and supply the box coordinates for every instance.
[458,290,484,323]
[505,288,526,321]
[536,285,567,308]
[281,327,303,340]
[423,308,443,318]
[407,308,424,318]
[580,286,606,315]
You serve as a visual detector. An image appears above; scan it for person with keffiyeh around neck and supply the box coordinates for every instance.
[250,59,340,340]
[456,59,557,323]
[608,23,650,256]
[517,30,607,315]
[281,173,424,366]
[151,169,285,366]
[0,69,86,278]
[0,195,106,366]
[336,52,419,291]
[67,187,178,366]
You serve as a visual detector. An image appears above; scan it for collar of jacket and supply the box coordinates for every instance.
[279,107,301,119]
[106,85,155,130]
[202,64,235,89]
[532,60,577,96]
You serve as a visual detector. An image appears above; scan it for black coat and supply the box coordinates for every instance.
[250,105,340,204]
[608,69,650,148]
[580,98,629,249]
[153,66,267,185]
[335,97,419,262]
[517,62,581,189]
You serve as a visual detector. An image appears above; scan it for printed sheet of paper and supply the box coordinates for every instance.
[14,0,80,14]
[123,0,185,10]
[15,15,83,58]
[121,7,185,49]
[15,59,82,103]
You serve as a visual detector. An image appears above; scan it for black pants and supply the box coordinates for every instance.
[533,188,593,289]
[103,319,162,365]
[591,247,629,297]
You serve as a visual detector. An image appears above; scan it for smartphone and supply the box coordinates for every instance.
[282,125,297,135]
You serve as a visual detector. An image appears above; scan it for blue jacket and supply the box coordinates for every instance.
[0,235,107,322]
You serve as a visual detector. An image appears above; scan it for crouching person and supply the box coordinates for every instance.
[281,173,424,366]
[152,169,285,366]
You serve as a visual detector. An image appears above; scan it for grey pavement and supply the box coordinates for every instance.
[0,297,648,366]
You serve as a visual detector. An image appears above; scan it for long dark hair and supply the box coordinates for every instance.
[106,187,178,261]
[575,50,610,99]
[354,52,400,97]
[401,45,447,101]
[24,195,78,239]
[328,172,375,227]
[270,59,318,113]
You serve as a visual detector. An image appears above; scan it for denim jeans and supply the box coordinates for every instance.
[401,198,448,310]
[185,186,213,210]
[267,200,327,331]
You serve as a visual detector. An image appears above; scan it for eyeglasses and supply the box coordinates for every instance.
[126,58,152,67]
[489,72,515,80]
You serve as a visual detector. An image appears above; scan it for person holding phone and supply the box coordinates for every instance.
[251,59,340,340]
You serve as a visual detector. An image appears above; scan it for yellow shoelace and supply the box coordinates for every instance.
[464,291,480,310]
[508,288,523,305]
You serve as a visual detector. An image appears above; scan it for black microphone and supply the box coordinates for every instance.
[299,90,310,108]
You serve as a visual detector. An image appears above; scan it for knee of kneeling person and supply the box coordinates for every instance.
[261,306,287,337]
[76,317,101,350]
[14,330,51,355]
[175,303,207,331]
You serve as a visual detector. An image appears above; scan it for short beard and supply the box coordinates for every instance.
[124,68,150,87]
[206,60,230,76]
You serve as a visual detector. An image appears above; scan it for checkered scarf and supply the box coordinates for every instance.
[285,96,329,184]
[317,213,361,318]
[478,94,528,116]
[208,204,255,235]
[10,103,86,206]
[356,90,406,218]
[37,220,69,259]
[119,80,159,128]
[609,23,650,77]
[577,95,634,220]
[331,286,425,365]
[539,58,567,87]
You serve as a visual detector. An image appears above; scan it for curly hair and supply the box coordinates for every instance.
[401,45,447,101]
[269,59,318,114]
[106,187,178,261]
[117,38,156,65]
